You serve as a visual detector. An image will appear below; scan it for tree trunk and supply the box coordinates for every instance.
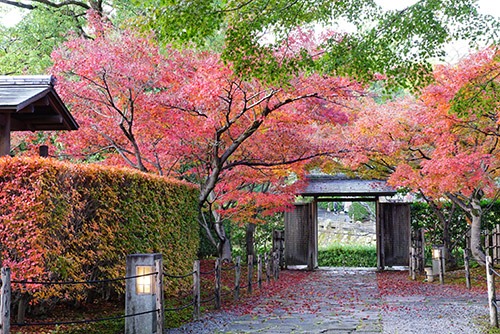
[446,191,486,266]
[426,198,457,268]
[215,221,231,262]
[213,212,231,262]
[246,223,255,259]
[469,197,486,266]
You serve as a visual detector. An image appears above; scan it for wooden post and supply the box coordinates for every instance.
[247,255,253,294]
[420,228,426,273]
[409,247,414,279]
[193,260,201,320]
[154,259,164,334]
[438,249,444,285]
[265,253,271,282]
[257,254,262,289]
[39,145,49,158]
[215,258,221,309]
[273,252,280,281]
[0,267,11,334]
[496,225,500,264]
[234,256,241,301]
[464,249,471,290]
[411,247,416,280]
[0,114,10,157]
[487,256,498,327]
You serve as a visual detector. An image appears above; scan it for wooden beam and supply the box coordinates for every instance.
[12,115,63,124]
[17,105,34,113]
[0,113,11,157]
[315,197,378,202]
[33,96,50,106]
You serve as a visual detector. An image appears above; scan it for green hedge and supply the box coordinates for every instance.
[0,156,199,302]
[318,243,377,267]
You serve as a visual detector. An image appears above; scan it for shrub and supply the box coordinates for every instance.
[0,157,199,303]
[318,243,377,267]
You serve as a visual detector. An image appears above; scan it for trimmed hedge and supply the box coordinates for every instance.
[318,243,377,267]
[0,157,199,302]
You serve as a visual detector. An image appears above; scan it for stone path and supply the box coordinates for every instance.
[213,268,488,334]
[216,268,381,333]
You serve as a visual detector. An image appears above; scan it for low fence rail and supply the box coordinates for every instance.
[0,251,282,333]
[409,246,481,289]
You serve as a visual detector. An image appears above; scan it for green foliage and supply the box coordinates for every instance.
[198,227,219,258]
[348,202,375,222]
[0,1,136,75]
[411,200,500,252]
[230,213,284,258]
[318,243,377,267]
[0,156,199,303]
[136,0,499,88]
[0,6,85,75]
[411,201,469,249]
[46,317,124,334]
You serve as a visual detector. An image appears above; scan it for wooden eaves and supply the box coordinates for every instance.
[0,75,78,156]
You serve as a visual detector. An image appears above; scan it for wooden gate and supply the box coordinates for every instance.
[284,202,317,270]
[377,203,410,268]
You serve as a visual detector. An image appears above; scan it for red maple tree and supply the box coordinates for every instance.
[50,14,364,259]
[342,47,500,264]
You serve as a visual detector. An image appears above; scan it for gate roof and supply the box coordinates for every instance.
[0,75,78,131]
[301,174,396,197]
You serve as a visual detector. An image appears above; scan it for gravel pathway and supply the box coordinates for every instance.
[166,268,489,334]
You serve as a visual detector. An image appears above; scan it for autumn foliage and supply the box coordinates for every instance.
[47,14,364,259]
[0,156,199,301]
[340,47,500,264]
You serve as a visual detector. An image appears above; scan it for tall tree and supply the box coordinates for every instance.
[50,18,363,259]
[342,47,500,265]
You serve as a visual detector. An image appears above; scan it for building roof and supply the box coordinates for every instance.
[0,75,78,131]
[301,174,397,197]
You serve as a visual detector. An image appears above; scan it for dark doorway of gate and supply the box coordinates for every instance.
[284,174,410,270]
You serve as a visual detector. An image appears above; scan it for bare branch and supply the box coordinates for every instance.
[223,152,333,170]
[0,0,34,9]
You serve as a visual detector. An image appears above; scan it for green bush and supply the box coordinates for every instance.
[318,243,377,267]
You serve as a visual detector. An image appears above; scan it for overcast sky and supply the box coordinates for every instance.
[377,0,499,13]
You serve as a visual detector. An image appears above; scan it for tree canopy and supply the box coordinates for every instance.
[49,17,363,259]
[341,47,500,264]
[137,0,500,87]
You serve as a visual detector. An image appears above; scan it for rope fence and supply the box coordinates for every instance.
[11,272,158,285]
[408,241,483,289]
[11,309,160,327]
[0,266,162,334]
[0,251,283,333]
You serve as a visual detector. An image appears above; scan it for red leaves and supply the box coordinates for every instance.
[46,14,367,227]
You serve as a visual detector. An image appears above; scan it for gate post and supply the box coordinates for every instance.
[215,258,221,309]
